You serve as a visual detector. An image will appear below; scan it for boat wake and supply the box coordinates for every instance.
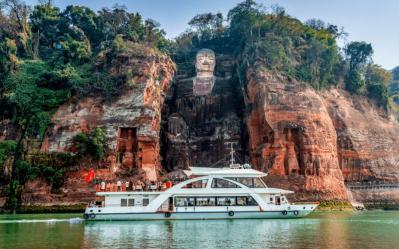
[0,217,84,224]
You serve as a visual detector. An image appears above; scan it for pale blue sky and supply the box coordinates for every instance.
[25,0,398,69]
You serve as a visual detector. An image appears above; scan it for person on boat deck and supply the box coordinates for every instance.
[135,180,143,191]
[149,181,157,191]
[144,180,150,191]
[125,181,130,191]
[131,181,136,191]
[129,181,134,191]
[117,180,122,191]
[106,182,110,192]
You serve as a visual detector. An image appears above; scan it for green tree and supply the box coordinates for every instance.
[392,66,399,81]
[30,2,61,58]
[227,0,261,48]
[0,38,18,83]
[0,0,32,57]
[364,64,391,107]
[73,127,105,161]
[365,64,391,86]
[344,41,373,93]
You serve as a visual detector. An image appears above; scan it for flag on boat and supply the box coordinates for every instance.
[85,168,95,183]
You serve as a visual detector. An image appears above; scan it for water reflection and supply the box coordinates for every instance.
[1,212,399,249]
[82,219,329,249]
[82,212,399,249]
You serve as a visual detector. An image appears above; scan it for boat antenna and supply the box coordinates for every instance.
[225,142,237,167]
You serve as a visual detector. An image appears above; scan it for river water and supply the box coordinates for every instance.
[0,211,398,249]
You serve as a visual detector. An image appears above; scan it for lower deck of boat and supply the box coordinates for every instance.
[85,210,313,221]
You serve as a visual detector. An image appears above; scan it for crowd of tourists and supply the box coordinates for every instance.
[93,179,173,192]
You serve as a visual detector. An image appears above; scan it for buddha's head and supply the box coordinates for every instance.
[195,49,216,74]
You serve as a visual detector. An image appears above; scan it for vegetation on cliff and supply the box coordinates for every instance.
[0,0,170,211]
[389,66,399,117]
[174,0,391,109]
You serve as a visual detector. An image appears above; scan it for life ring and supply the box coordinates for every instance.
[83,213,89,219]
[228,211,235,217]
[293,210,299,216]
[164,212,171,218]
[282,210,288,216]
[89,213,96,219]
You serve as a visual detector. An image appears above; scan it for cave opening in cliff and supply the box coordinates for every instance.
[117,127,139,168]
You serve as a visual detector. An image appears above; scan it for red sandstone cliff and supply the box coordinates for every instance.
[2,50,399,208]
[19,45,175,206]
[323,89,399,203]
[245,64,348,200]
[245,63,399,203]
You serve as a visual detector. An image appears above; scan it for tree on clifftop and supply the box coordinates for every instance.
[344,41,373,93]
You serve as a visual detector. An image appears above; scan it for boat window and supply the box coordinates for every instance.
[216,197,236,206]
[121,199,127,207]
[211,178,240,188]
[196,197,216,206]
[236,196,258,206]
[237,196,246,206]
[174,196,258,207]
[175,197,187,207]
[253,178,266,188]
[182,179,208,188]
[128,199,135,207]
[143,198,149,206]
[237,177,254,187]
[187,197,196,206]
[247,196,257,206]
[226,177,266,188]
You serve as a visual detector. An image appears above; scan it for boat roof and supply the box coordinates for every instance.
[96,187,293,196]
[183,167,267,177]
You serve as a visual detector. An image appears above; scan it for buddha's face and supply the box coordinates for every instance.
[195,49,215,74]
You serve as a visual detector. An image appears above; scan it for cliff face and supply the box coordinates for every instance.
[42,48,175,181]
[323,89,399,203]
[161,53,247,171]
[245,63,399,203]
[19,47,175,206]
[3,49,399,208]
[245,64,347,200]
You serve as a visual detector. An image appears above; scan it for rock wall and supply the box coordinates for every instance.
[3,48,399,207]
[161,53,247,171]
[323,89,399,203]
[245,64,348,200]
[42,50,175,180]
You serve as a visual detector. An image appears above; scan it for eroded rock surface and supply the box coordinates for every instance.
[4,48,399,208]
[323,89,399,203]
[245,64,347,200]
[42,48,175,182]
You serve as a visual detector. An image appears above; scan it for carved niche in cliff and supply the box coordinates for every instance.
[161,49,247,171]
[116,127,140,169]
[193,49,216,96]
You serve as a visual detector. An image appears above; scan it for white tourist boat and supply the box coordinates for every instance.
[84,152,318,220]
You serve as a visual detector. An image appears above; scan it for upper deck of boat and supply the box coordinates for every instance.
[184,166,267,178]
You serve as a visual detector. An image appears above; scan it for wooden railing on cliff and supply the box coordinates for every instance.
[346,182,399,191]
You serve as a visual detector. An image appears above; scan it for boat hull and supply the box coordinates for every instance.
[84,210,314,221]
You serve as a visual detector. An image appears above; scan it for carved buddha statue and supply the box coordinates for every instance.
[193,49,216,96]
